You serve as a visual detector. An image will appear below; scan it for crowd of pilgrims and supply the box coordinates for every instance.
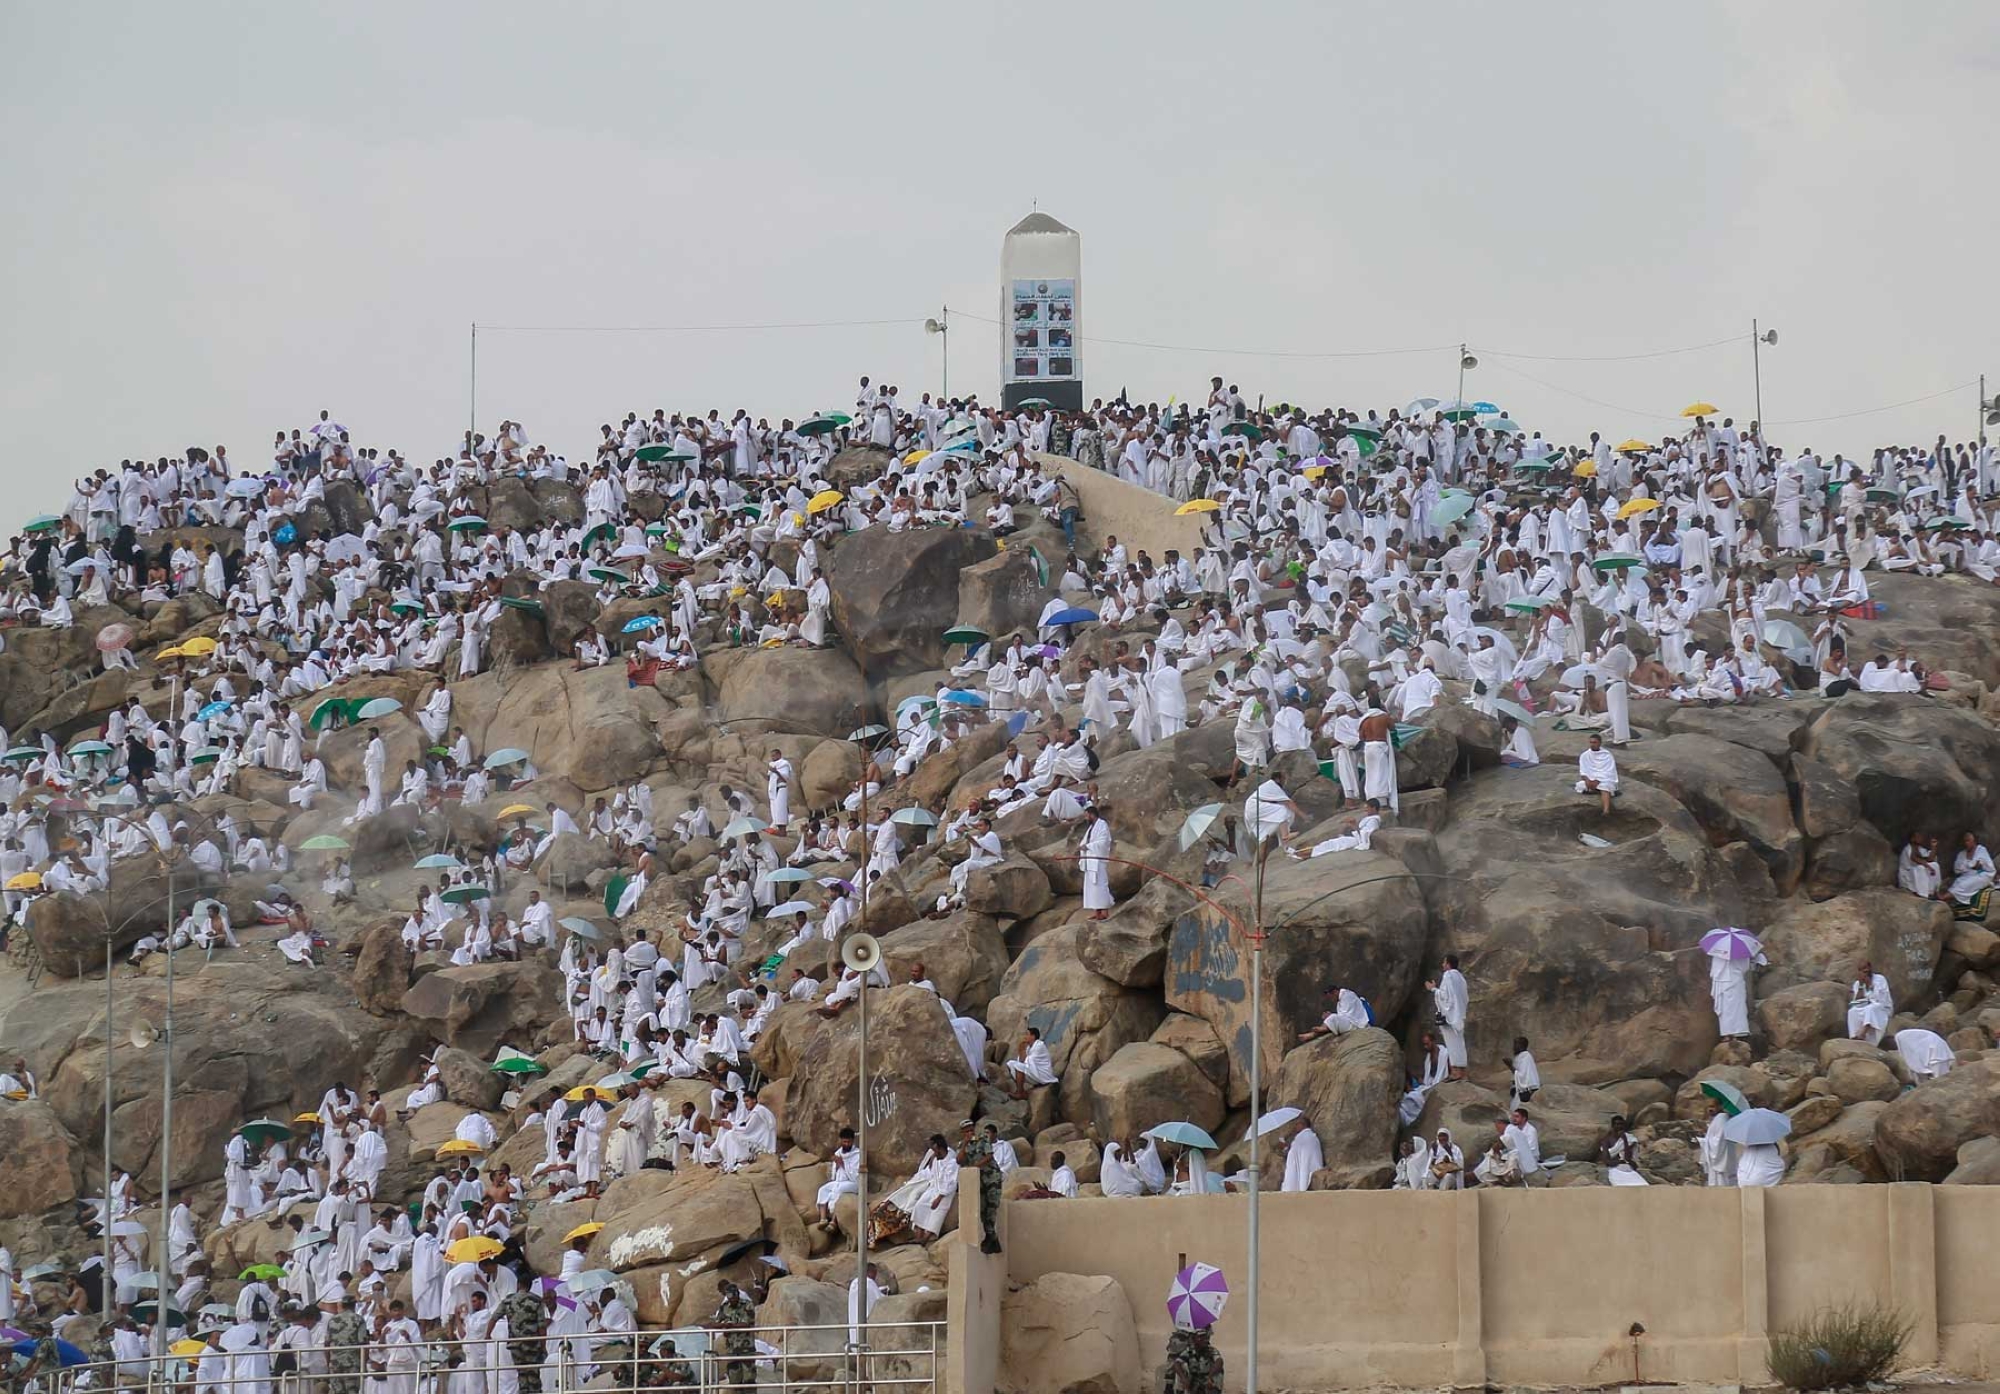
[1,373,1995,1384]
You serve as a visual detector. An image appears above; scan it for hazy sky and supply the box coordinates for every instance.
[3,3,1994,521]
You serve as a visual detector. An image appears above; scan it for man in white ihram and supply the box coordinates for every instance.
[1281,1117,1323,1192]
[1709,934,1764,1040]
[1575,732,1618,814]
[1428,955,1469,1080]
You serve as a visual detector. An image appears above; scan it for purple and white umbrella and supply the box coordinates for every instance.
[1167,1262,1229,1331]
[1700,926,1763,961]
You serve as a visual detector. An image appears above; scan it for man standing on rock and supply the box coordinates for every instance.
[1427,955,1470,1080]
[957,1118,1004,1255]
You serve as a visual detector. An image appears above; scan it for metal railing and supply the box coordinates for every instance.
[30,1319,944,1394]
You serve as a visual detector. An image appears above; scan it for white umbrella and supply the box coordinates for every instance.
[889,807,939,827]
[1178,803,1225,851]
[719,815,769,840]
[1253,1106,1303,1138]
[1722,1108,1791,1146]
[612,542,651,559]
[764,899,815,918]
[225,477,267,498]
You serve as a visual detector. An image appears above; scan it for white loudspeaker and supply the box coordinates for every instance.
[129,1019,159,1049]
[840,933,881,973]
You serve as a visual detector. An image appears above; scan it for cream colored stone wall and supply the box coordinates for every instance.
[949,1181,1999,1392]
[1033,453,1208,568]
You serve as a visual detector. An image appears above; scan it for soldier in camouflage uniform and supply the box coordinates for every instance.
[638,1336,697,1389]
[711,1280,758,1391]
[956,1118,1003,1254]
[1162,1327,1223,1394]
[325,1300,371,1394]
[498,1287,548,1394]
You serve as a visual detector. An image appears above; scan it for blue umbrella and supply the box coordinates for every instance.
[11,1338,89,1368]
[1143,1121,1219,1150]
[1006,710,1030,737]
[1044,607,1098,626]
[198,699,233,720]
[941,689,987,708]
[413,854,462,870]
[765,867,814,884]
[483,748,530,770]
[622,615,664,634]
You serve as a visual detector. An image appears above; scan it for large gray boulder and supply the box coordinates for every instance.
[953,546,1053,641]
[1426,765,1751,1085]
[705,645,869,738]
[1166,848,1427,1103]
[826,526,998,680]
[1270,1027,1404,1188]
[399,962,566,1057]
[1088,1041,1224,1144]
[782,984,978,1176]
[1757,888,1951,1005]
[1802,693,2000,850]
[985,923,1164,1126]
[1871,1056,2000,1181]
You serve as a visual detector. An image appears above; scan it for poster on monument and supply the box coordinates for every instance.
[1007,279,1077,383]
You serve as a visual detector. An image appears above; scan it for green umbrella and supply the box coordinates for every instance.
[309,697,361,730]
[1220,421,1263,440]
[440,885,489,904]
[1589,554,1646,572]
[1388,722,1425,750]
[23,514,65,533]
[1428,495,1477,527]
[239,1264,286,1282]
[604,875,631,917]
[189,746,225,764]
[414,854,462,870]
[498,596,544,616]
[390,599,423,615]
[3,746,44,763]
[634,444,672,462]
[1701,1079,1750,1116]
[491,1057,547,1076]
[130,1300,187,1325]
[300,835,350,852]
[587,567,629,585]
[1504,595,1557,613]
[236,1118,292,1148]
[1513,459,1555,473]
[796,414,844,437]
[1865,487,1902,504]
[1017,397,1054,409]
[942,625,988,647]
[447,515,487,532]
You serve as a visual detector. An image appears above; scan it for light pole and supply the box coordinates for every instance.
[1751,321,1778,435]
[926,308,951,401]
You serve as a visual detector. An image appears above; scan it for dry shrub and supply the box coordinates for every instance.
[1767,1303,1912,1391]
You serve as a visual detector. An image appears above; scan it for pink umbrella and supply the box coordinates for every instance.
[94,623,135,653]
[1167,1262,1229,1330]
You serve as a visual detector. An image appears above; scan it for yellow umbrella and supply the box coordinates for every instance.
[563,1221,605,1243]
[178,636,219,656]
[155,646,185,662]
[902,449,930,465]
[498,804,537,819]
[293,1112,322,1125]
[1614,439,1651,454]
[1174,499,1222,516]
[1302,466,1328,480]
[435,1139,485,1157]
[170,1339,209,1358]
[807,489,845,515]
[1680,402,1719,418]
[445,1236,505,1264]
[1573,461,1598,478]
[5,871,41,891]
[565,1085,615,1104]
[1616,498,1663,520]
